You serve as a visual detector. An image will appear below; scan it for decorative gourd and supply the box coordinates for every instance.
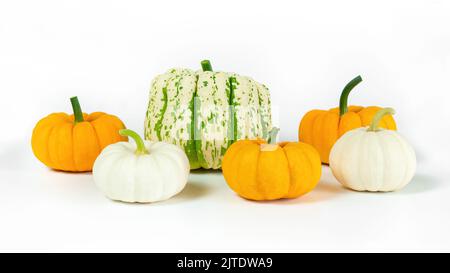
[298,76,397,164]
[144,60,272,170]
[329,108,416,192]
[93,129,189,203]
[31,97,127,172]
[222,128,322,201]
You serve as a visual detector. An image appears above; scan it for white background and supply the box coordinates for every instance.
[1,0,449,252]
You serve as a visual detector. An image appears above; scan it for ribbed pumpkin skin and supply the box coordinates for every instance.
[222,140,321,201]
[93,140,189,203]
[299,106,396,164]
[31,112,127,172]
[329,128,416,192]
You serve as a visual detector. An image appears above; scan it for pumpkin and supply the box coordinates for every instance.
[329,108,416,192]
[222,128,322,201]
[31,96,127,172]
[298,76,397,164]
[144,60,272,170]
[93,129,189,203]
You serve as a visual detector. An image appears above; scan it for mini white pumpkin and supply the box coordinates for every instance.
[329,108,416,192]
[93,129,189,203]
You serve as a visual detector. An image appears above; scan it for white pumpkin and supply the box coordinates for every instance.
[329,108,416,192]
[93,129,189,203]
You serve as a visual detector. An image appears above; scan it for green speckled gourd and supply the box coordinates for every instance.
[144,60,272,169]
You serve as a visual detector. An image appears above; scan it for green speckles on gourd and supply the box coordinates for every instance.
[144,66,271,169]
[227,76,238,147]
[195,71,230,169]
[144,74,169,141]
[256,82,272,139]
[155,86,168,140]
[187,87,200,169]
[175,80,181,97]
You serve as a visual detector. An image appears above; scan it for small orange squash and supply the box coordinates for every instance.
[222,128,322,201]
[298,76,397,164]
[31,97,127,172]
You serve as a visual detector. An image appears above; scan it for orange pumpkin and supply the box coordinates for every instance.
[31,97,127,172]
[222,128,322,201]
[299,76,397,164]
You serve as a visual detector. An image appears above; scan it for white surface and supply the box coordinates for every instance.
[1,0,450,252]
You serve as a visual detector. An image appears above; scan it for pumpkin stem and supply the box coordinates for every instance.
[70,96,84,124]
[339,75,363,116]
[368,107,395,132]
[201,60,213,72]
[267,127,280,145]
[119,129,148,155]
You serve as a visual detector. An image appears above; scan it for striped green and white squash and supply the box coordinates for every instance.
[144,60,272,169]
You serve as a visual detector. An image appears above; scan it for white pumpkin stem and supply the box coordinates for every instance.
[119,129,149,155]
[368,107,395,132]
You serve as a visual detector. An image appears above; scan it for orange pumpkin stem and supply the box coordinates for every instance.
[339,75,363,116]
[70,96,84,124]
[368,107,395,132]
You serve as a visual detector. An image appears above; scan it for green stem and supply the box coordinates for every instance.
[119,129,148,155]
[201,60,213,71]
[368,107,395,132]
[70,96,84,124]
[339,75,363,116]
[267,127,280,145]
